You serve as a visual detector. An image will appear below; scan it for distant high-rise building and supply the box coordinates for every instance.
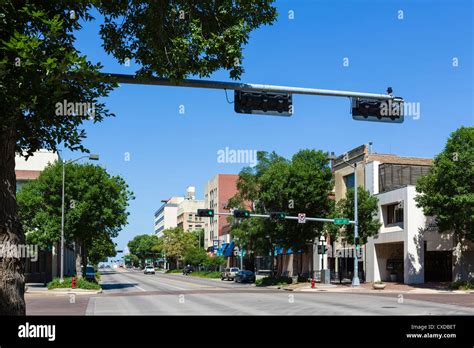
[203,174,239,250]
[154,196,184,237]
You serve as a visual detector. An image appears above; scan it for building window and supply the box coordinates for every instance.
[344,173,355,189]
[386,203,403,224]
[188,214,193,221]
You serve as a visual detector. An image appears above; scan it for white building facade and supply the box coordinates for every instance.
[364,160,473,284]
[154,196,184,237]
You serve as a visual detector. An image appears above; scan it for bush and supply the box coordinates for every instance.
[297,275,309,283]
[188,271,221,279]
[165,269,183,274]
[203,255,226,271]
[256,276,292,287]
[448,279,474,290]
[48,277,101,290]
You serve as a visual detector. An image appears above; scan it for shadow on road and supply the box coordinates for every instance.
[100,283,139,290]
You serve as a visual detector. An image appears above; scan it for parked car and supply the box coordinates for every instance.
[234,270,256,283]
[221,267,240,281]
[83,266,96,281]
[144,266,155,275]
[183,265,195,276]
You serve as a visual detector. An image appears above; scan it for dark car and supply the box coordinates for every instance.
[234,270,256,283]
[83,266,96,281]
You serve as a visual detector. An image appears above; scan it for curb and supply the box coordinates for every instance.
[26,288,102,295]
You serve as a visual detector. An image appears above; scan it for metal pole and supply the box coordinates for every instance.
[352,162,360,287]
[60,160,66,283]
[106,73,395,100]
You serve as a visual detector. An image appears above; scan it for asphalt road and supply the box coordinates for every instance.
[79,268,474,315]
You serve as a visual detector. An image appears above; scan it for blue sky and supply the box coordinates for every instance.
[62,0,473,254]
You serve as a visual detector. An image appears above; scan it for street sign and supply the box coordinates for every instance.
[297,213,306,224]
[333,218,350,225]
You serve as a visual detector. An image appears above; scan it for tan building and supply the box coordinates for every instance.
[176,187,205,232]
[329,144,472,284]
[203,174,239,250]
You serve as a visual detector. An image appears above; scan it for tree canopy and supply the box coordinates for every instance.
[415,126,474,242]
[327,187,381,245]
[0,0,277,314]
[17,161,133,267]
[127,234,162,264]
[229,150,334,251]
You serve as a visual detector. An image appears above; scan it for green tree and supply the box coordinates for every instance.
[230,150,333,249]
[17,162,133,278]
[183,247,207,266]
[125,253,140,268]
[203,255,226,271]
[415,126,474,280]
[228,150,333,275]
[161,227,197,269]
[191,228,205,249]
[87,234,117,266]
[327,187,381,245]
[0,0,276,314]
[127,234,161,266]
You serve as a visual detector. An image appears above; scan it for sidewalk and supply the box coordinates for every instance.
[291,281,474,294]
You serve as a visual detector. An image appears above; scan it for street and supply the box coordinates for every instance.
[25,269,474,316]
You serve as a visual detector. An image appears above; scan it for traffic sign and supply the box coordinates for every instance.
[298,213,306,224]
[333,218,350,225]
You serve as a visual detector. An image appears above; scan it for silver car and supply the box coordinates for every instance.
[221,267,240,281]
[144,266,155,275]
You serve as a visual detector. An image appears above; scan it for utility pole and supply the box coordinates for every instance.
[60,154,99,283]
[353,162,360,287]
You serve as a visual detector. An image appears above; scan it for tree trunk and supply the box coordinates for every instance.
[0,127,26,315]
[75,240,82,278]
[453,233,468,281]
[81,244,87,277]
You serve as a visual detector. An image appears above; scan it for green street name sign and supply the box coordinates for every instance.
[333,218,350,225]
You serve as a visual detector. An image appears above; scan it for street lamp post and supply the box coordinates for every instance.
[339,155,360,287]
[60,154,99,283]
[352,162,360,287]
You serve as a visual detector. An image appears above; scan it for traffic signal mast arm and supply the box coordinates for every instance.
[214,211,355,225]
[106,73,394,100]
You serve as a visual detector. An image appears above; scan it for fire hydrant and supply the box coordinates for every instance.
[311,277,315,289]
[72,276,77,289]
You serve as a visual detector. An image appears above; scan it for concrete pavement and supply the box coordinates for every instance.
[25,268,474,315]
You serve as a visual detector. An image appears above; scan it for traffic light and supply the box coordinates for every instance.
[270,212,286,221]
[234,90,293,116]
[197,209,214,217]
[317,245,327,254]
[233,210,251,218]
[351,97,404,123]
